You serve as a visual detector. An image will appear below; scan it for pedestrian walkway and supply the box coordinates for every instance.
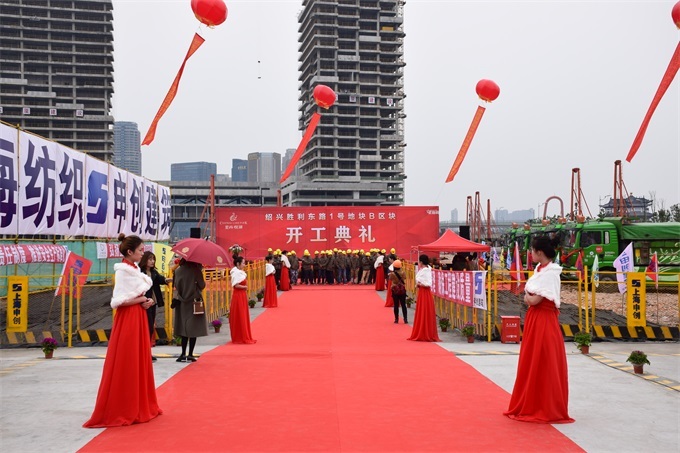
[0,287,678,452]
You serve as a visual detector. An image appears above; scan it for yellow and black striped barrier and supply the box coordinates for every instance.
[1,327,172,347]
[561,324,679,340]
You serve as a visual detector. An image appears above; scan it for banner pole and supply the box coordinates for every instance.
[68,268,74,348]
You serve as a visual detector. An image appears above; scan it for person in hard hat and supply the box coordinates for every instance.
[288,251,299,286]
[272,249,282,288]
[317,250,330,285]
[263,254,278,308]
[360,252,372,284]
[368,249,378,285]
[407,255,440,342]
[388,260,408,324]
[301,250,313,284]
[312,251,321,285]
[335,249,348,285]
[374,250,386,291]
[349,250,360,284]
[280,250,291,291]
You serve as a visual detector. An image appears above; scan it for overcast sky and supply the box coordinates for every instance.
[111,0,679,220]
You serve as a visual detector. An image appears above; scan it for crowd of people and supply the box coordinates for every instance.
[84,234,572,428]
[266,247,400,289]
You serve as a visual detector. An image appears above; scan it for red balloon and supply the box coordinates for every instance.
[475,79,500,102]
[191,0,227,27]
[673,1,680,29]
[313,85,337,109]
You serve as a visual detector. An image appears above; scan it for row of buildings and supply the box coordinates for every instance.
[0,0,407,210]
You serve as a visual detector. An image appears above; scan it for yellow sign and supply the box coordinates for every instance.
[153,243,173,277]
[626,272,646,327]
[7,276,28,332]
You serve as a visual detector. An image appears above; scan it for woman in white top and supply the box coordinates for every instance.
[407,254,441,342]
[263,254,278,308]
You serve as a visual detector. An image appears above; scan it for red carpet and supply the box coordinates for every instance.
[80,286,581,452]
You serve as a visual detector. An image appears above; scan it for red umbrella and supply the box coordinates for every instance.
[171,238,232,268]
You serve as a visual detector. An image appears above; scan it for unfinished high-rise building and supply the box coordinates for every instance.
[283,0,406,206]
[0,0,114,162]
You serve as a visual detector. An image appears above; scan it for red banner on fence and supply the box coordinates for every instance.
[215,206,440,260]
[0,244,69,266]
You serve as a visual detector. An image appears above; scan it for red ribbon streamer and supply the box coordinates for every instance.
[626,41,680,162]
[142,33,206,146]
[445,105,486,183]
[279,112,321,184]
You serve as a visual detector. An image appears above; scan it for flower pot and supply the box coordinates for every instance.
[467,336,474,343]
[44,351,54,359]
[214,326,221,333]
[579,345,589,354]
[633,364,644,374]
[440,327,448,332]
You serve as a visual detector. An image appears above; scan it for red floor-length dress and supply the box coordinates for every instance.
[384,282,394,307]
[280,267,291,291]
[83,304,162,427]
[504,297,574,423]
[263,273,278,308]
[407,285,440,342]
[375,265,385,291]
[229,279,256,344]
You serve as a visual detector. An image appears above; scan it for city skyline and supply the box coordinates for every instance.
[111,1,679,216]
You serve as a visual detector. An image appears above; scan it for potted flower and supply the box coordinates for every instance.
[461,322,475,343]
[211,319,223,333]
[41,337,58,359]
[438,317,451,332]
[248,299,257,308]
[626,350,650,374]
[229,244,243,257]
[405,296,414,308]
[574,331,592,354]
[256,289,264,302]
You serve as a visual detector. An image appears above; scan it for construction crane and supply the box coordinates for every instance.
[569,168,593,220]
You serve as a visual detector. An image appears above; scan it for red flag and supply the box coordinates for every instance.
[646,251,659,289]
[142,33,206,146]
[526,247,534,271]
[280,112,321,184]
[575,251,584,280]
[626,42,680,162]
[445,105,486,183]
[55,251,92,297]
[510,241,524,294]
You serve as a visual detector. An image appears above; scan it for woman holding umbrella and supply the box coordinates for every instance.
[173,259,208,362]
[229,256,256,344]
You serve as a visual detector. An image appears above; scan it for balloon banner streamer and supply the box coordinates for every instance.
[445,79,499,184]
[280,85,336,184]
[142,33,206,146]
[625,42,680,162]
[279,112,320,184]
[445,105,485,183]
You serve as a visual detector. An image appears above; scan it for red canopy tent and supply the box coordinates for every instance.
[418,229,490,253]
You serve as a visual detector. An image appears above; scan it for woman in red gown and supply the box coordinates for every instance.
[229,256,256,344]
[407,255,440,342]
[504,236,574,424]
[84,234,162,428]
[374,251,386,291]
[263,254,278,308]
[280,251,291,291]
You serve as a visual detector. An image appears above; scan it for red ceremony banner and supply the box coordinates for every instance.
[216,206,440,260]
[0,244,68,266]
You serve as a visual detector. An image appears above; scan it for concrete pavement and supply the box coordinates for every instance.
[1,302,678,452]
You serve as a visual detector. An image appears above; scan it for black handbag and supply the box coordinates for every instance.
[171,298,181,309]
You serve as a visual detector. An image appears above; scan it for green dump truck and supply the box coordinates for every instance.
[559,217,680,282]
